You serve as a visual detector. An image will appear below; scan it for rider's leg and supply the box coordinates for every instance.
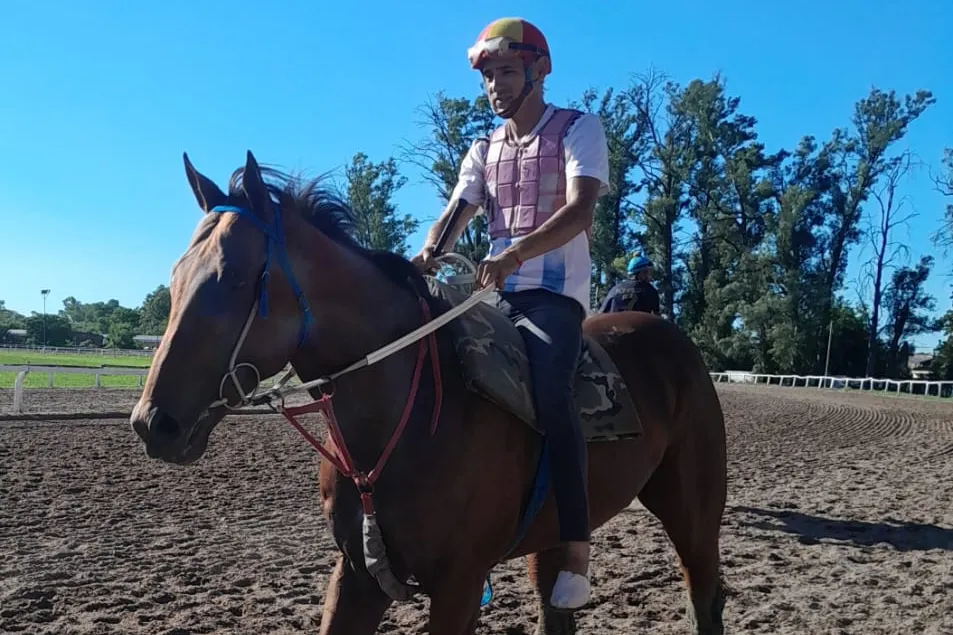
[498,289,591,610]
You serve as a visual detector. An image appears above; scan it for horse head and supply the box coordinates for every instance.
[130,150,428,465]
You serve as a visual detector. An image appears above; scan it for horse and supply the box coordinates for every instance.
[129,150,729,635]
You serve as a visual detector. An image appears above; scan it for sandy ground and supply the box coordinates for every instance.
[1,385,952,634]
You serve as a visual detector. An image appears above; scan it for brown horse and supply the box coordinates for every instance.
[130,150,729,635]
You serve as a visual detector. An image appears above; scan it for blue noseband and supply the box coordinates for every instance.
[209,202,314,348]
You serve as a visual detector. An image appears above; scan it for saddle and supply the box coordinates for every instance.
[423,276,642,442]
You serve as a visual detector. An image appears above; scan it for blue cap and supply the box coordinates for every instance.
[627,254,653,275]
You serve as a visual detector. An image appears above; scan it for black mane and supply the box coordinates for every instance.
[226,165,442,312]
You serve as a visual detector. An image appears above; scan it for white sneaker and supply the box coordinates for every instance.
[549,570,590,610]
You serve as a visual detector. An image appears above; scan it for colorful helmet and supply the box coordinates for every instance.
[627,254,654,275]
[467,17,550,71]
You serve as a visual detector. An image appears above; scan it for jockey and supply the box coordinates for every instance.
[411,17,610,610]
[600,253,661,315]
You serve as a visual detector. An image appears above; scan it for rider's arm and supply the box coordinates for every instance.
[504,114,610,263]
[423,199,481,253]
[422,139,487,252]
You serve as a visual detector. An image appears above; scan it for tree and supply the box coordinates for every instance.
[401,92,497,265]
[629,70,695,321]
[812,88,935,370]
[882,255,937,376]
[24,314,72,347]
[930,310,953,381]
[344,152,418,255]
[0,300,27,343]
[570,83,652,305]
[826,300,877,377]
[762,135,834,373]
[674,74,784,369]
[932,147,953,259]
[138,285,171,336]
[860,152,916,376]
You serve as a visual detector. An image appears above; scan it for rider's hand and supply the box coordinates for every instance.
[476,250,522,290]
[411,245,438,273]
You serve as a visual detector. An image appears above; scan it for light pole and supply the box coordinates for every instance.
[823,319,833,377]
[40,289,50,347]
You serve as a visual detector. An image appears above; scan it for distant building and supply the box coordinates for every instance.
[908,353,934,379]
[71,331,105,348]
[3,329,28,343]
[133,335,163,350]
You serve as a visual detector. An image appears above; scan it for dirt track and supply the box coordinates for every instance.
[1,385,952,634]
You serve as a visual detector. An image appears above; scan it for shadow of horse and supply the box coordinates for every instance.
[732,506,953,552]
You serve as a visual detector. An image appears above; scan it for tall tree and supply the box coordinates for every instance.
[860,152,916,376]
[570,83,652,305]
[882,255,937,376]
[401,93,496,265]
[930,310,953,381]
[629,70,695,320]
[138,285,171,336]
[344,152,418,255]
[932,147,953,259]
[762,135,833,372]
[812,88,935,370]
[675,74,784,369]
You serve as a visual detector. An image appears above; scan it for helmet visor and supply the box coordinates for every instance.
[468,36,543,68]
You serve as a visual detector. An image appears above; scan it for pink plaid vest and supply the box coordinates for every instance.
[483,108,583,240]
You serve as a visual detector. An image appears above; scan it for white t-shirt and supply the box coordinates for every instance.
[450,104,611,310]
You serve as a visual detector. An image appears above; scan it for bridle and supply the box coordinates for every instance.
[205,202,314,411]
[200,196,493,601]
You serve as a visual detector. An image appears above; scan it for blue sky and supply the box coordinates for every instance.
[1,0,950,351]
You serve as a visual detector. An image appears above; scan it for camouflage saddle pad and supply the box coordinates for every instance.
[424,277,643,442]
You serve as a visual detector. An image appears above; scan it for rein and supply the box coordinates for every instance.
[205,200,491,601]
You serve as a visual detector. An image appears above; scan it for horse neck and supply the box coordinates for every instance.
[289,238,431,462]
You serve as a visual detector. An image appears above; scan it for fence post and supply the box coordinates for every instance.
[13,370,29,414]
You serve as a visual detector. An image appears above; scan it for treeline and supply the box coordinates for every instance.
[393,72,953,380]
[3,70,951,380]
[0,287,170,349]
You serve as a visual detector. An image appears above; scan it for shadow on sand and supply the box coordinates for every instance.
[732,505,953,552]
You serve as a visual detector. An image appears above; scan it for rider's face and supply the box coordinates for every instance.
[480,57,528,113]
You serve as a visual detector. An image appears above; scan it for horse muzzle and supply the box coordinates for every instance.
[130,402,220,465]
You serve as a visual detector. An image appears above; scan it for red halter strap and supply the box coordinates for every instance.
[277,296,443,514]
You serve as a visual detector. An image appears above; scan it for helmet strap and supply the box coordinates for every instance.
[497,64,536,119]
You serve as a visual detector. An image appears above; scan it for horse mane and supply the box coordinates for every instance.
[226,165,446,316]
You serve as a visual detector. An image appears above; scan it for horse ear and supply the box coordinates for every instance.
[241,150,270,216]
[183,152,227,213]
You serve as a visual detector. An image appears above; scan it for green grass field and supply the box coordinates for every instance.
[0,350,153,389]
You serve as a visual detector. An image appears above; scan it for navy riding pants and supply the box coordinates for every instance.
[495,288,590,543]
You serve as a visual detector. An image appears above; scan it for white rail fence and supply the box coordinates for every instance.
[3,365,149,414]
[0,344,153,357]
[4,364,952,416]
[710,370,953,399]
[1,365,298,414]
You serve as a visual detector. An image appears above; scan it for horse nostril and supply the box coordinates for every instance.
[149,409,181,440]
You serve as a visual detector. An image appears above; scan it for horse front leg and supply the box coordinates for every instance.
[427,570,487,635]
[318,553,392,635]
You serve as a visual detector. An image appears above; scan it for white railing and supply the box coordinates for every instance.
[5,365,951,417]
[1,364,299,415]
[710,370,953,399]
[3,365,150,414]
[0,344,154,357]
